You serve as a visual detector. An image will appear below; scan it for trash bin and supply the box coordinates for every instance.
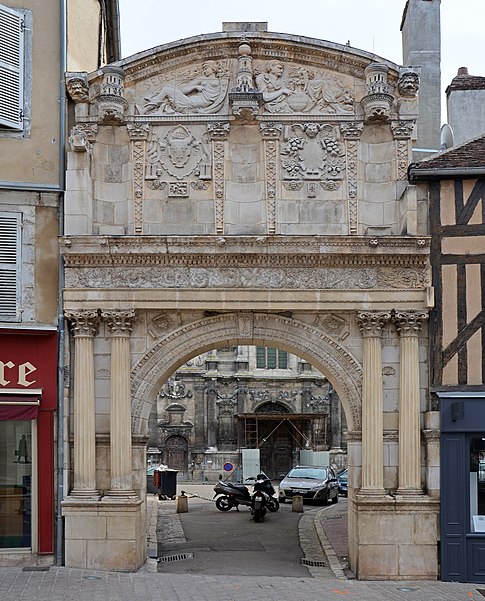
[159,469,178,499]
[147,467,158,494]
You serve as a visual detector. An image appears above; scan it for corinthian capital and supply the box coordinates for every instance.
[393,309,428,337]
[65,310,100,337]
[357,311,392,338]
[102,309,136,335]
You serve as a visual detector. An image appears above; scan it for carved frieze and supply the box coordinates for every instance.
[66,264,429,290]
[139,60,230,115]
[254,60,354,115]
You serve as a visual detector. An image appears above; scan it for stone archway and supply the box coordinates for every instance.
[131,312,362,437]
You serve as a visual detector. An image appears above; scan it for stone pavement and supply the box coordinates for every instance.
[0,491,484,600]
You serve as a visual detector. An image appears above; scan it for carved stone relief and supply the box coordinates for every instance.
[127,123,150,234]
[280,123,345,190]
[314,314,350,341]
[254,60,354,114]
[67,265,429,290]
[139,61,230,115]
[145,125,211,181]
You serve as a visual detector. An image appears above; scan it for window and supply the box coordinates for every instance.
[0,212,21,321]
[0,4,26,131]
[256,347,288,369]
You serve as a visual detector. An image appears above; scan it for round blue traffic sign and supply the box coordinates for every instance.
[223,462,234,472]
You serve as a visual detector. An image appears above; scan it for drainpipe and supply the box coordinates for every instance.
[56,0,67,566]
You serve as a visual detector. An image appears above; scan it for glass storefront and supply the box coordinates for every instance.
[0,421,32,549]
[470,436,485,533]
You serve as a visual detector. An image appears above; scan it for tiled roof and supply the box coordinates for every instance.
[408,135,485,179]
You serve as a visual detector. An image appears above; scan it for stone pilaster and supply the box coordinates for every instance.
[357,311,391,494]
[65,310,100,498]
[394,309,428,495]
[102,310,137,498]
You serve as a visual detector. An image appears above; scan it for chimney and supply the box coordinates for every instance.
[401,0,441,153]
[446,68,485,146]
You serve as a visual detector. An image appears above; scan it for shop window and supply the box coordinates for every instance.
[0,212,21,321]
[470,436,485,533]
[256,347,288,369]
[0,420,32,548]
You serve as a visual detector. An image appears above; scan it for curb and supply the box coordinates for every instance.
[313,507,347,579]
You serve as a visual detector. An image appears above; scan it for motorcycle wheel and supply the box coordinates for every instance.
[254,508,262,522]
[215,496,233,511]
[267,498,280,512]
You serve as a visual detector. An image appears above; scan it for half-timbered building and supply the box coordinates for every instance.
[409,135,485,583]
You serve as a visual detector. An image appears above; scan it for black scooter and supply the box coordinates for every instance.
[213,472,279,514]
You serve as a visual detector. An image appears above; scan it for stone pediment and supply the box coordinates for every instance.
[78,31,406,121]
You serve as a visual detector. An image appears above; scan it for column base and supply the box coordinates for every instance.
[103,490,138,500]
[68,489,101,500]
[358,488,386,496]
[62,497,144,571]
[396,487,424,497]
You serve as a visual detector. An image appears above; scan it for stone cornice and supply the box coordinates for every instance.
[114,33,400,86]
[60,236,430,269]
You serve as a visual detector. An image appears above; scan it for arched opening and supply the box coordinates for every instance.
[146,344,348,482]
[132,312,362,441]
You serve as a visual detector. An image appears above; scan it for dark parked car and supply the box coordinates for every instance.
[337,468,348,496]
[278,465,338,505]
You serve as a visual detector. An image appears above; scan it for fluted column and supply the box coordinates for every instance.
[66,310,100,498]
[357,311,391,494]
[102,310,137,498]
[394,310,428,495]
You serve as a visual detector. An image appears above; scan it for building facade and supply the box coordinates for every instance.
[60,8,439,578]
[410,136,485,583]
[0,0,119,568]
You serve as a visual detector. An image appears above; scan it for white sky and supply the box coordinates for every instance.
[118,0,484,125]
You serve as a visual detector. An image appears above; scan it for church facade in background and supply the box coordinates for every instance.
[148,347,346,481]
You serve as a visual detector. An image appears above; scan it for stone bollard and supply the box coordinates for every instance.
[176,491,188,513]
[292,495,304,513]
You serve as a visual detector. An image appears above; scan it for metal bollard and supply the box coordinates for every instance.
[176,491,188,513]
[292,495,304,513]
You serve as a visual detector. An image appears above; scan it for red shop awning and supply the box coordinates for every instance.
[0,394,40,420]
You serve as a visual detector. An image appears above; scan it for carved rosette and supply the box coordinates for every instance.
[65,310,100,337]
[102,309,136,336]
[393,310,429,337]
[357,311,392,338]
[127,123,150,234]
[341,122,363,235]
[208,122,230,234]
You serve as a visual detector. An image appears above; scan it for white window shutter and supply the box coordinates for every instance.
[0,4,24,130]
[0,212,21,319]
